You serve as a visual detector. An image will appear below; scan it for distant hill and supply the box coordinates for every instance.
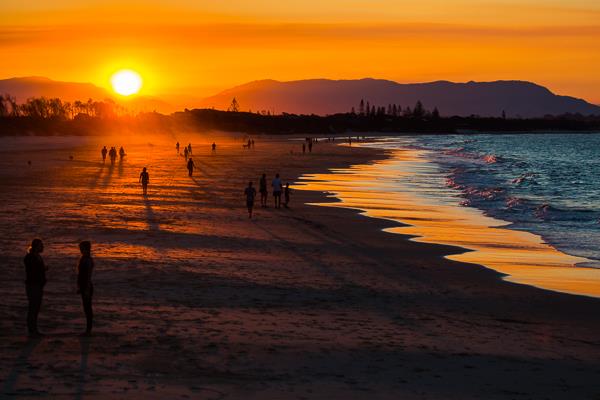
[198,78,600,117]
[0,76,174,113]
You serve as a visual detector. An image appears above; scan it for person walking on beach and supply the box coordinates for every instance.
[109,147,117,164]
[183,146,189,160]
[139,167,150,196]
[187,143,192,155]
[308,141,313,153]
[259,173,268,207]
[119,146,126,161]
[24,238,47,337]
[284,182,292,208]
[244,181,257,219]
[176,142,180,154]
[187,158,196,177]
[101,146,108,162]
[77,241,94,336]
[212,142,216,153]
[272,173,282,209]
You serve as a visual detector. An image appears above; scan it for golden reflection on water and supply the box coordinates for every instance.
[297,149,600,298]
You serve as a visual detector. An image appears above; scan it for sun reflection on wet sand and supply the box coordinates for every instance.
[296,148,600,298]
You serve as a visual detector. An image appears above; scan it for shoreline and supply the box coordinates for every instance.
[296,141,600,299]
[1,134,599,398]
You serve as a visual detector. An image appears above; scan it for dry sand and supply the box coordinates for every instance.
[0,133,599,399]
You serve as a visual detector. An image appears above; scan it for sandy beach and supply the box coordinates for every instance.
[1,133,600,399]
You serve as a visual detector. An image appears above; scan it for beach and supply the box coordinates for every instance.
[1,133,600,399]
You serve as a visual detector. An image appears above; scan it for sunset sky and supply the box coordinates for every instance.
[2,0,600,103]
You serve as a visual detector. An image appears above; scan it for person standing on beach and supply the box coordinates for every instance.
[139,167,150,196]
[24,238,47,336]
[187,143,192,155]
[101,146,108,162]
[77,241,94,336]
[308,141,313,153]
[284,183,292,208]
[259,173,268,207]
[212,142,216,153]
[272,173,282,209]
[302,143,306,154]
[176,142,180,154]
[184,147,189,160]
[187,158,195,177]
[119,146,126,161]
[244,181,257,219]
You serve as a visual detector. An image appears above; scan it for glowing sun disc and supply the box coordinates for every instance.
[111,70,142,96]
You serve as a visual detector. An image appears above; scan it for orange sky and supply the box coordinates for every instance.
[2,0,600,104]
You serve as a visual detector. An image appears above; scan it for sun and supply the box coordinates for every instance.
[110,69,143,96]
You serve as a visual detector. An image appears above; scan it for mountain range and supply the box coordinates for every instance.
[199,79,600,118]
[1,76,599,118]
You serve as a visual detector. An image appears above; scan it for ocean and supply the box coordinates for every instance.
[387,133,600,268]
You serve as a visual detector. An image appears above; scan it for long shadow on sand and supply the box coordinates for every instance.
[1,337,43,396]
[143,197,160,232]
[87,164,106,189]
[99,164,115,188]
[75,337,90,400]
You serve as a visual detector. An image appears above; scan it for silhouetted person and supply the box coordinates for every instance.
[119,146,125,161]
[251,139,255,148]
[188,143,192,155]
[302,143,306,154]
[77,241,94,336]
[24,238,47,337]
[101,146,107,162]
[259,173,268,207]
[348,137,352,146]
[212,142,216,152]
[245,181,257,219]
[184,147,189,160]
[284,183,291,208]
[272,173,282,209]
[139,167,149,196]
[187,158,195,177]
[109,147,117,164]
[176,142,180,154]
[308,141,313,153]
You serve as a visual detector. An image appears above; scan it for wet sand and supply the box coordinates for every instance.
[1,134,599,399]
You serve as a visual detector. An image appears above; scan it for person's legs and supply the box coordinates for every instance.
[81,290,93,334]
[26,284,42,334]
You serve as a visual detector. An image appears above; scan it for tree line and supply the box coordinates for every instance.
[0,95,129,119]
[352,99,440,119]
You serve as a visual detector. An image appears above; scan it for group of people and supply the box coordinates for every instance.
[24,239,94,337]
[244,173,291,218]
[101,146,126,164]
[176,142,195,160]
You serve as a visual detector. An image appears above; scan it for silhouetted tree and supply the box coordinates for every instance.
[359,99,365,116]
[413,101,425,118]
[502,110,507,119]
[351,107,356,115]
[0,95,7,117]
[432,107,440,119]
[366,101,370,117]
[228,97,240,112]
